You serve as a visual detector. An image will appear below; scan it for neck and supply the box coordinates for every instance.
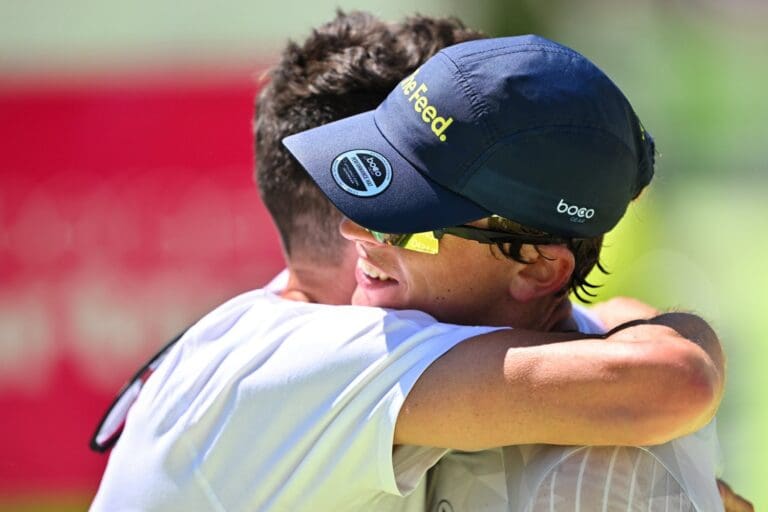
[549,297,576,332]
[495,294,572,331]
[281,254,356,306]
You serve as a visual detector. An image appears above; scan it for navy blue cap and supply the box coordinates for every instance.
[283,35,655,238]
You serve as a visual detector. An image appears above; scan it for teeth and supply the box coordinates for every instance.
[358,259,392,281]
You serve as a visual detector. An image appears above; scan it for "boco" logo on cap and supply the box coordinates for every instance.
[556,199,595,224]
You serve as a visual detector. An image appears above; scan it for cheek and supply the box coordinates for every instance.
[418,259,474,297]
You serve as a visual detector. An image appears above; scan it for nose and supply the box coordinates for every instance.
[340,218,380,244]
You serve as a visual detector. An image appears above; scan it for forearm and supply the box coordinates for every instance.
[588,296,659,331]
[396,314,724,450]
[508,311,724,441]
[510,322,721,446]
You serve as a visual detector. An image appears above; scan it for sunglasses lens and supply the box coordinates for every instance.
[369,230,438,254]
[370,231,409,246]
[400,232,439,254]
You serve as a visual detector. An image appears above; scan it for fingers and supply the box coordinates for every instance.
[717,478,754,512]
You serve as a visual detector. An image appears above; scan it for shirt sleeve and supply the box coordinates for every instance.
[570,302,606,334]
[364,312,504,497]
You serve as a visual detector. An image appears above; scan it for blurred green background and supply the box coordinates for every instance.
[2,0,766,509]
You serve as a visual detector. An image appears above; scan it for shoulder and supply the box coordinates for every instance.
[183,293,494,364]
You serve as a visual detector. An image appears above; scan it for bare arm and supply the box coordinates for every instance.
[394,312,723,450]
[589,296,660,330]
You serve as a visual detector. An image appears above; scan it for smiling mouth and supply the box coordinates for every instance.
[357,258,394,281]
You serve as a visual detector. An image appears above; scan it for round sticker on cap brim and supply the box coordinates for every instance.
[331,150,392,197]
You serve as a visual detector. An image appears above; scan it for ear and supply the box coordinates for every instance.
[508,244,575,303]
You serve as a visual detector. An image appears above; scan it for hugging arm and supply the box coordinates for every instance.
[395,312,724,450]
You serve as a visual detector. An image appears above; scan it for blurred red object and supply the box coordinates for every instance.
[0,67,283,499]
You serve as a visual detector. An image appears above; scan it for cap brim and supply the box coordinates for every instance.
[282,111,490,233]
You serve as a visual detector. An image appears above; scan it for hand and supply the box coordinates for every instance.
[718,478,754,512]
[589,296,659,331]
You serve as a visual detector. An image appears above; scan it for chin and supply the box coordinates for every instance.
[350,288,373,307]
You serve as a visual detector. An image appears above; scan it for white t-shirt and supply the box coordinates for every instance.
[90,288,499,512]
[426,304,724,512]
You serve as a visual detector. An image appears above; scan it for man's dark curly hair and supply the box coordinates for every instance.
[255,11,486,265]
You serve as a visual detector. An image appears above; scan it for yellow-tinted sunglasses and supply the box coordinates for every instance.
[369,225,566,254]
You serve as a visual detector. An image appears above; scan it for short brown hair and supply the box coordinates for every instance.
[254,11,485,264]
